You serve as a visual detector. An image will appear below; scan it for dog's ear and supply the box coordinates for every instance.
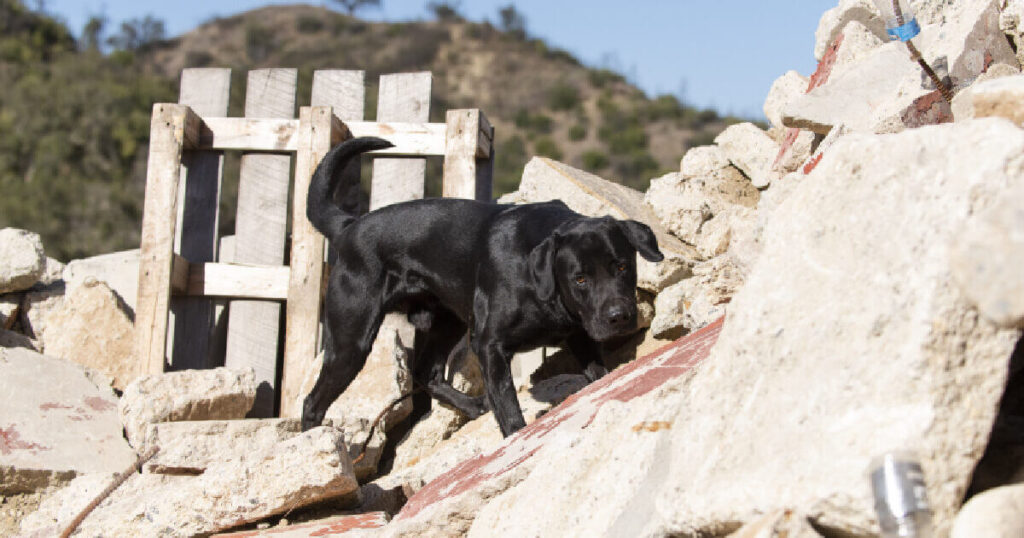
[617,220,664,262]
[530,233,561,301]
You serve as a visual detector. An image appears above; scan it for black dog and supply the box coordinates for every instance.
[301,137,664,437]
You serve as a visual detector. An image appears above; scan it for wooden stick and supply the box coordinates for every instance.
[60,446,160,538]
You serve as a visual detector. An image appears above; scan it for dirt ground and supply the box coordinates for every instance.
[0,490,49,536]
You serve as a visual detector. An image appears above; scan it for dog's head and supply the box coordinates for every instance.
[531,217,664,341]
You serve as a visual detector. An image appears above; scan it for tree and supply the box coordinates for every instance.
[497,4,526,39]
[106,15,165,51]
[82,15,105,52]
[331,0,382,16]
[427,1,462,22]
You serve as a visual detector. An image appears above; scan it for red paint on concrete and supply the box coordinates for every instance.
[39,402,73,411]
[807,32,844,92]
[84,396,117,412]
[0,424,47,455]
[214,512,388,537]
[395,318,725,521]
[803,153,824,175]
[901,90,953,129]
[772,128,802,170]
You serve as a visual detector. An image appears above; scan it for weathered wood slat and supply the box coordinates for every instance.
[135,104,202,375]
[281,107,342,418]
[225,68,297,418]
[171,258,290,300]
[442,109,495,201]
[370,72,432,210]
[197,118,446,155]
[170,67,231,371]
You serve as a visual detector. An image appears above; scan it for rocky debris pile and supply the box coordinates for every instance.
[4,0,1024,535]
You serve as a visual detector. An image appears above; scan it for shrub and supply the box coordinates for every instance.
[296,15,324,33]
[547,82,580,111]
[568,124,587,141]
[581,150,609,171]
[533,136,563,160]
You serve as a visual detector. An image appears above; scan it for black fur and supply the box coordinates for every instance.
[302,137,664,437]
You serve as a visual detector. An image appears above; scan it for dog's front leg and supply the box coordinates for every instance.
[476,341,526,437]
[567,332,608,383]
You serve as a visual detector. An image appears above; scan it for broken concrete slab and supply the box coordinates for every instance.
[915,0,1018,89]
[515,157,696,260]
[951,184,1024,328]
[38,279,139,390]
[384,374,590,501]
[382,320,722,537]
[0,294,19,329]
[0,347,134,495]
[62,249,140,313]
[1002,0,1024,67]
[0,229,45,295]
[212,512,389,537]
[143,419,303,475]
[119,366,257,448]
[714,123,781,189]
[19,427,358,537]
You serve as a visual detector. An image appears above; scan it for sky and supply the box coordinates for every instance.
[41,0,835,120]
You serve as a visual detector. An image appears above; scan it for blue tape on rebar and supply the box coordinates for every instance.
[887,19,921,41]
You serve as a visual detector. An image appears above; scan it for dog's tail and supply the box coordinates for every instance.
[307,136,395,242]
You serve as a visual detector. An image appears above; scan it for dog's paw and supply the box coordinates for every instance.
[583,362,609,383]
[460,396,489,420]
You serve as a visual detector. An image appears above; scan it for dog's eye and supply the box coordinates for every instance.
[617,263,627,272]
[575,275,586,285]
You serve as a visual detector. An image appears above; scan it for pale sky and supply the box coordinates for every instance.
[42,0,835,120]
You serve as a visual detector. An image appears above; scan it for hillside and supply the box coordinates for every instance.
[0,1,740,259]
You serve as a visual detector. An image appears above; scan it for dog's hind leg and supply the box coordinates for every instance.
[301,280,385,431]
[410,308,488,419]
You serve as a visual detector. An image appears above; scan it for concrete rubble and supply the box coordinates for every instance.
[4,0,1024,535]
[18,427,359,537]
[0,229,45,295]
[119,366,257,448]
[0,348,134,495]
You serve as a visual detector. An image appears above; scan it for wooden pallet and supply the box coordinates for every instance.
[135,68,493,417]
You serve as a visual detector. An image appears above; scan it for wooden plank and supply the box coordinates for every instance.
[188,263,290,300]
[135,104,201,375]
[225,68,297,418]
[280,106,341,418]
[198,118,445,155]
[442,109,495,201]
[170,67,231,371]
[370,72,432,210]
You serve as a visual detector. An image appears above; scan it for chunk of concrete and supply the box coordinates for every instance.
[951,484,1024,538]
[514,157,696,260]
[714,123,781,189]
[764,71,810,130]
[813,0,885,61]
[62,249,140,313]
[119,366,257,448]
[0,347,134,494]
[142,419,303,475]
[37,279,139,390]
[953,73,1024,125]
[19,427,358,537]
[0,229,45,295]
[951,186,1024,328]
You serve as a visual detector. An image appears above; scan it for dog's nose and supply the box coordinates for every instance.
[607,304,632,327]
